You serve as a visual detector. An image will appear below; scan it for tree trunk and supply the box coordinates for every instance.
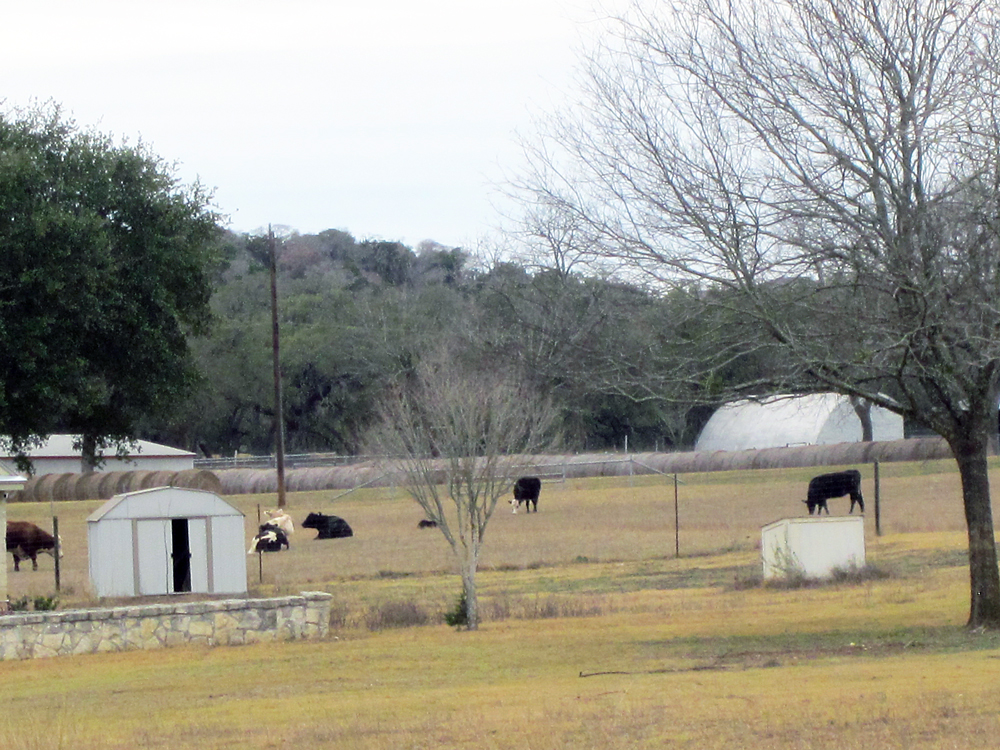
[461,562,479,631]
[951,431,1000,629]
[80,434,98,474]
[850,397,874,442]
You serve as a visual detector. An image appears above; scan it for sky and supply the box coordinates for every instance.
[1,0,620,249]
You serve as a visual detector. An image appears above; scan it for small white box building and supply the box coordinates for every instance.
[87,487,247,598]
[761,516,865,580]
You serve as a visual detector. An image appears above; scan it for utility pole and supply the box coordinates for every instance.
[269,226,287,508]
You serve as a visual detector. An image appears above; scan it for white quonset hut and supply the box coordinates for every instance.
[761,516,866,580]
[695,393,903,452]
[87,487,247,598]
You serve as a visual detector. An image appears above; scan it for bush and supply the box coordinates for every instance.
[732,563,894,591]
[32,595,58,611]
[443,591,469,628]
[364,600,430,631]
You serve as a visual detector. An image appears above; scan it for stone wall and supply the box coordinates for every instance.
[0,591,332,660]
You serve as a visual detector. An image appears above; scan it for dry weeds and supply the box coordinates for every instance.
[0,459,996,748]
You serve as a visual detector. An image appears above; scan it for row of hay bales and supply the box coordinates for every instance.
[13,469,222,503]
[212,437,954,495]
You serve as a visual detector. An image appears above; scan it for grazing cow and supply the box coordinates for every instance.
[264,508,295,538]
[302,513,354,539]
[511,476,542,514]
[6,521,61,571]
[417,519,438,529]
[805,469,865,515]
[247,523,290,554]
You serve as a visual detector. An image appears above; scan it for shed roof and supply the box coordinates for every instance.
[87,486,243,523]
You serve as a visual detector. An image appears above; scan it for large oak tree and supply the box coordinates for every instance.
[0,105,221,469]
[514,0,1000,627]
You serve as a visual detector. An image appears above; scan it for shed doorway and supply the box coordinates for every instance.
[171,519,192,593]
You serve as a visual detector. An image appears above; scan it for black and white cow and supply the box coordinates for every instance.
[805,469,864,515]
[302,513,354,539]
[510,476,541,514]
[247,523,290,554]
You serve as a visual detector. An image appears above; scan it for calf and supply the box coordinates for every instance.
[302,512,354,539]
[511,476,541,514]
[247,523,290,554]
[805,469,865,515]
[6,521,61,571]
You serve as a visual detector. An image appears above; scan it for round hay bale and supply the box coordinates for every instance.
[249,471,277,494]
[138,470,178,490]
[51,472,77,501]
[23,474,59,503]
[75,473,106,501]
[97,471,127,498]
[173,469,222,493]
[216,469,261,495]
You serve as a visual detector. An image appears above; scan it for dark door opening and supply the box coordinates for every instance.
[171,518,192,593]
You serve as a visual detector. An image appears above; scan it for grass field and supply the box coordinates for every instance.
[1,459,998,748]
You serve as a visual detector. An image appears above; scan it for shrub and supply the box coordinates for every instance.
[328,600,350,630]
[830,563,893,584]
[32,595,58,611]
[732,563,894,591]
[364,600,430,631]
[443,591,469,628]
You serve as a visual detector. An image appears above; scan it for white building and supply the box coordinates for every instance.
[761,516,866,580]
[87,487,247,598]
[695,393,903,452]
[0,435,196,476]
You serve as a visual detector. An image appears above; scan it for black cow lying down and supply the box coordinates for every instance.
[247,523,290,554]
[302,513,354,539]
[805,469,864,515]
[511,476,541,514]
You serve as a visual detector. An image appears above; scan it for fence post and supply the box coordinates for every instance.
[674,473,680,558]
[52,516,60,593]
[874,459,882,536]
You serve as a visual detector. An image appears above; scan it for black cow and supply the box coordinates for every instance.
[247,523,290,554]
[511,476,542,514]
[302,513,354,539]
[417,519,438,529]
[6,521,61,571]
[805,470,864,515]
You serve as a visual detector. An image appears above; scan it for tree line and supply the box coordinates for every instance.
[140,228,728,458]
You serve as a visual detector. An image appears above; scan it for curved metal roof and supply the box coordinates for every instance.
[695,393,904,452]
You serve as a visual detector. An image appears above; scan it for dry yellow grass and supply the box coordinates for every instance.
[0,458,996,748]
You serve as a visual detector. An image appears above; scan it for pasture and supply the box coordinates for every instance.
[1,458,999,748]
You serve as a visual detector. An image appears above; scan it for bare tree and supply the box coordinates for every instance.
[369,352,557,630]
[514,0,1000,627]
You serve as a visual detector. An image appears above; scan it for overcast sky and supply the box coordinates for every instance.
[1,0,620,248]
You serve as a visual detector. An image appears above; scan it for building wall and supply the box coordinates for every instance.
[24,456,195,476]
[761,516,866,579]
[0,592,332,660]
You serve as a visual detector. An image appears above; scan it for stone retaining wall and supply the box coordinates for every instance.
[0,592,332,660]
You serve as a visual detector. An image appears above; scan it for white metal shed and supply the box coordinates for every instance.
[87,487,247,598]
[761,516,865,580]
